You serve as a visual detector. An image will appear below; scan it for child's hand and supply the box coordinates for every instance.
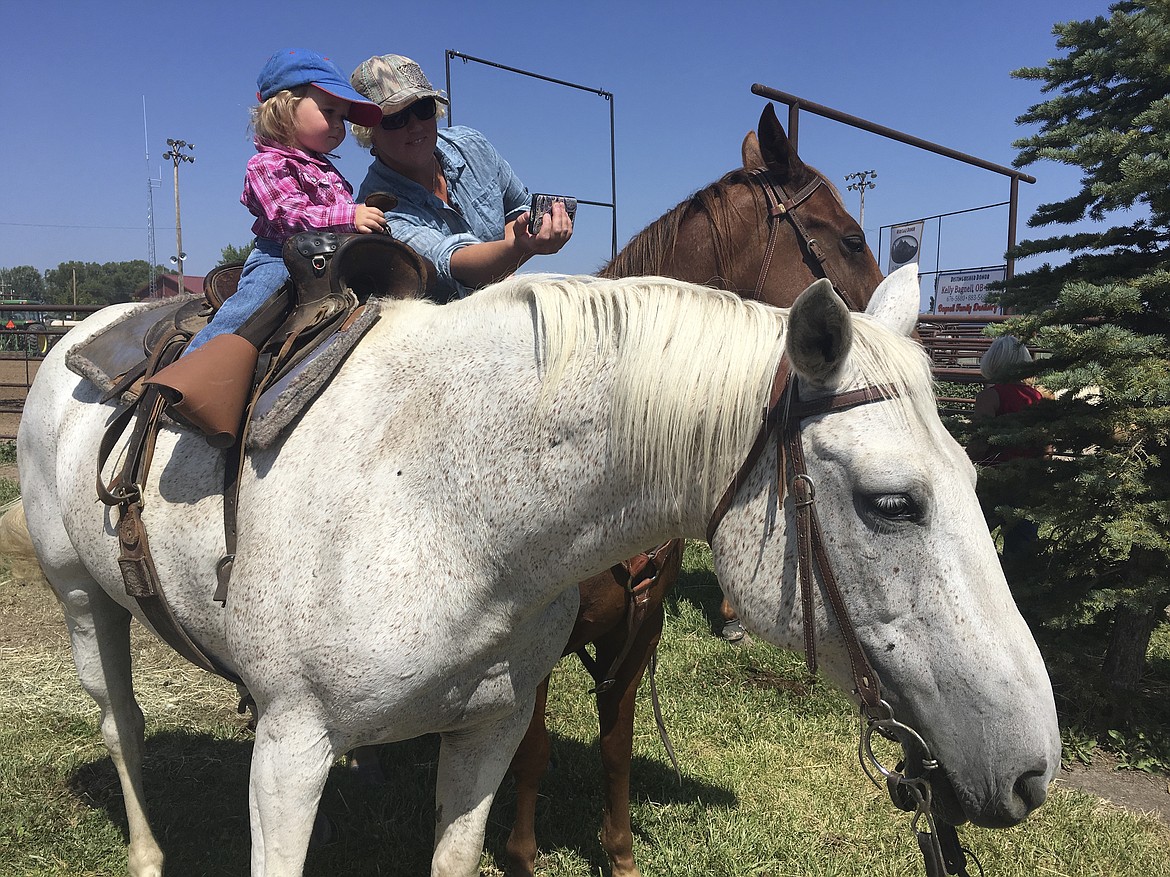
[355,205,387,234]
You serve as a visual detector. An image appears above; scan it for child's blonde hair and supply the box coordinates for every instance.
[251,86,310,148]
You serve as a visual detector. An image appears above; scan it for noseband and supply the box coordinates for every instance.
[748,170,862,312]
[707,357,979,877]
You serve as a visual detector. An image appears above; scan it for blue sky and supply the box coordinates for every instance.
[1,0,1110,308]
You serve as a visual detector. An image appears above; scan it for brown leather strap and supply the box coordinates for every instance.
[577,540,675,693]
[748,171,861,312]
[783,380,896,709]
[706,357,897,711]
[117,502,239,680]
[96,332,240,684]
[706,360,793,543]
[785,406,882,709]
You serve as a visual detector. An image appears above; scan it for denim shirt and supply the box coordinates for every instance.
[357,126,530,300]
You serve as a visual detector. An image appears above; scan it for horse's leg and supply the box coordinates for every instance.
[248,708,337,876]
[59,580,165,877]
[433,708,535,877]
[503,677,551,877]
[594,607,665,877]
[597,541,679,877]
[719,594,749,644]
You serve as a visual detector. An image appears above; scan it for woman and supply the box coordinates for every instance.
[968,334,1048,556]
[969,334,1047,464]
[349,54,573,301]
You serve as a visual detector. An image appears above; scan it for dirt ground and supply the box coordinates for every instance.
[2,354,1169,827]
[1058,756,1170,824]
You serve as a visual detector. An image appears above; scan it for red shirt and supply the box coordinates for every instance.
[994,382,1044,415]
[984,383,1045,463]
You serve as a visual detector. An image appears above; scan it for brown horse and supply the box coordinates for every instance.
[500,103,884,877]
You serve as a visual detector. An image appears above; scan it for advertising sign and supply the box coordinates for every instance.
[887,220,924,273]
[933,268,1006,316]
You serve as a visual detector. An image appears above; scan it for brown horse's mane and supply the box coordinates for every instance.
[600,164,838,283]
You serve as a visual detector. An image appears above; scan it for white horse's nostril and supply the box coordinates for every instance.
[1014,767,1051,814]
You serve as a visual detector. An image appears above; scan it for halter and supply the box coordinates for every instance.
[707,356,980,877]
[748,170,862,311]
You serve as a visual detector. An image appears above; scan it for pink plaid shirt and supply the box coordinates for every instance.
[243,138,358,242]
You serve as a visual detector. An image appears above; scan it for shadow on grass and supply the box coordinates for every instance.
[668,554,727,635]
[66,724,734,875]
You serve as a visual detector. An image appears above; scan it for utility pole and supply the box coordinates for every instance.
[143,99,162,298]
[844,169,878,228]
[162,138,195,292]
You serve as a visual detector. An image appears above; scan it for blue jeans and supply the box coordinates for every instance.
[187,238,287,352]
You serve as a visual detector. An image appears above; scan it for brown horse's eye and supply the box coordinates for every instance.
[842,234,867,255]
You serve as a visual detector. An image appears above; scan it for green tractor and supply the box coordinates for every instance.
[0,300,50,356]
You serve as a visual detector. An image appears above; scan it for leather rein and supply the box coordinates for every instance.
[748,169,862,313]
[706,356,979,877]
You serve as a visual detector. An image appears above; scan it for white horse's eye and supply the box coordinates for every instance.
[867,493,921,522]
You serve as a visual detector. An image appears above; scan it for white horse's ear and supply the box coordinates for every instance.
[864,265,920,337]
[786,278,853,384]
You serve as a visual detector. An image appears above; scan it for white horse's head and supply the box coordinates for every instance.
[712,266,1060,828]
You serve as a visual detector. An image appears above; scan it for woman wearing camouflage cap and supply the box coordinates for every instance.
[350,54,573,302]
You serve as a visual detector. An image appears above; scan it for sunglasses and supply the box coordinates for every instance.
[379,97,438,131]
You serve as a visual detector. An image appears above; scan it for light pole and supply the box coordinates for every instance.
[162,138,195,292]
[844,169,877,228]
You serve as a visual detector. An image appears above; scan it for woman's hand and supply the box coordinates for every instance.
[450,201,575,289]
[513,200,574,255]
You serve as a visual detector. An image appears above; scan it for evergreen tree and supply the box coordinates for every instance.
[975,1,1170,699]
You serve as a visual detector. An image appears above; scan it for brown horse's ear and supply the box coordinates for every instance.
[757,103,805,185]
[741,131,764,169]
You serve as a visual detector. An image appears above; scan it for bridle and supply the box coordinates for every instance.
[747,169,863,312]
[707,355,981,877]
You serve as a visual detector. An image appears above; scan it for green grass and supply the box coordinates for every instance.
[2,541,1169,876]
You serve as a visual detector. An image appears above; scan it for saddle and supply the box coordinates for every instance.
[89,227,434,679]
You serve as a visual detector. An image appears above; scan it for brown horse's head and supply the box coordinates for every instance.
[603,104,884,311]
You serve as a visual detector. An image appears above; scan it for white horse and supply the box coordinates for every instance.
[13,266,1059,877]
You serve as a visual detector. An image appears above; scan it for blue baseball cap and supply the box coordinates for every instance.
[256,48,383,127]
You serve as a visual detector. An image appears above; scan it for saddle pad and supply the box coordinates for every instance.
[65,295,381,452]
[247,299,381,450]
[65,296,196,398]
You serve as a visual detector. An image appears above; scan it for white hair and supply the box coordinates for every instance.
[980,335,1033,383]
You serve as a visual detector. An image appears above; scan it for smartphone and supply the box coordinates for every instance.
[528,193,578,234]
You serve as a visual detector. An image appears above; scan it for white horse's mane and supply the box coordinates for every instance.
[474,274,939,504]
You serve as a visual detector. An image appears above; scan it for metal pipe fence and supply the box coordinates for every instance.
[0,304,104,442]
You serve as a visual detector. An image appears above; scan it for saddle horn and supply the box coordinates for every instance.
[329,235,434,302]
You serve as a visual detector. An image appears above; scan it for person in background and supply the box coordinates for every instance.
[968,334,1049,555]
[969,335,1047,463]
[349,54,573,302]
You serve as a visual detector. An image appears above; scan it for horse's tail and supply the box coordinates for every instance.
[0,499,48,586]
